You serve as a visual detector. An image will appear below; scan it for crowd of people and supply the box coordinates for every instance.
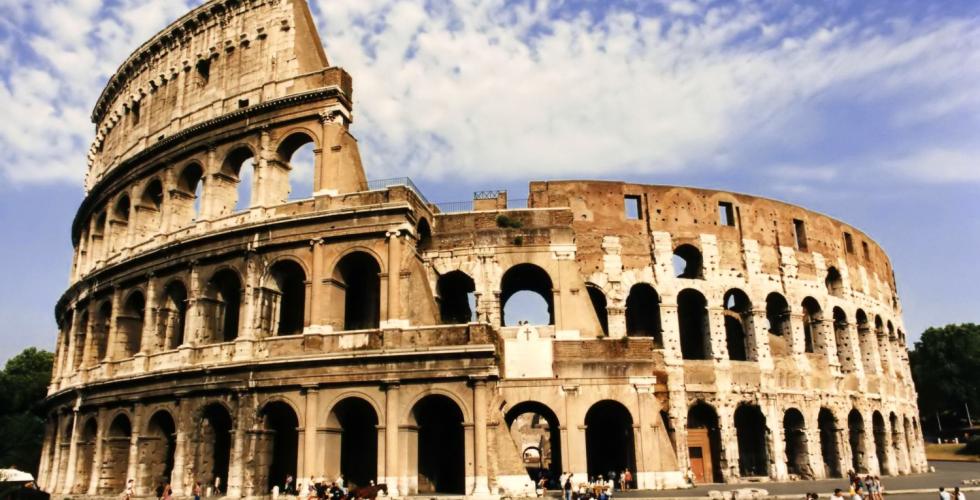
[133,474,376,500]
[554,469,633,500]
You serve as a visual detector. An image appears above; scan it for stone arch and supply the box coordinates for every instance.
[331,251,382,330]
[73,416,98,494]
[783,408,811,478]
[872,411,889,474]
[687,401,723,483]
[801,297,821,354]
[111,194,131,252]
[92,210,108,262]
[194,403,234,493]
[818,408,842,478]
[678,288,710,360]
[140,410,177,492]
[265,259,308,336]
[408,394,465,494]
[875,315,891,374]
[500,263,554,326]
[325,396,380,489]
[99,413,132,494]
[117,289,146,358]
[417,218,432,252]
[889,412,903,474]
[137,177,165,239]
[585,400,636,484]
[93,300,113,363]
[257,400,300,494]
[276,130,317,201]
[205,268,243,342]
[504,400,563,484]
[673,244,704,279]
[723,289,751,361]
[221,145,256,213]
[586,283,609,336]
[734,403,769,477]
[160,280,188,350]
[176,162,205,224]
[856,309,878,374]
[826,267,844,297]
[437,270,476,324]
[833,307,856,373]
[765,292,791,356]
[848,409,867,473]
[625,283,662,345]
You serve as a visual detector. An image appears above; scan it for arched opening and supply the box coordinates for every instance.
[326,398,378,489]
[783,409,811,479]
[848,409,867,473]
[505,402,563,487]
[437,271,476,324]
[138,179,164,238]
[161,281,188,350]
[625,284,662,345]
[826,267,844,297]
[903,416,914,469]
[687,402,723,483]
[92,211,108,262]
[207,270,242,342]
[586,284,609,336]
[417,219,432,252]
[678,289,710,360]
[889,412,903,473]
[875,316,891,375]
[94,301,112,363]
[734,404,769,477]
[140,411,176,491]
[585,400,636,484]
[872,411,888,475]
[673,244,703,279]
[332,252,381,330]
[277,133,315,201]
[99,414,132,494]
[500,264,554,326]
[73,418,97,494]
[856,310,878,374]
[765,293,790,335]
[260,402,299,494]
[117,291,145,358]
[223,147,255,213]
[196,404,233,493]
[177,163,205,224]
[833,308,855,372]
[268,261,307,336]
[112,195,131,252]
[818,408,841,478]
[67,309,84,370]
[801,297,821,354]
[411,395,464,494]
[723,289,751,361]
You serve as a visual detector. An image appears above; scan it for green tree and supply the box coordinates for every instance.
[909,323,980,429]
[0,347,54,474]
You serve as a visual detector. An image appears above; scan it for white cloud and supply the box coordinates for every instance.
[887,148,980,183]
[0,0,977,188]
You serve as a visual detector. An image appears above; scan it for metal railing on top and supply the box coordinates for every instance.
[364,177,430,204]
[434,197,530,213]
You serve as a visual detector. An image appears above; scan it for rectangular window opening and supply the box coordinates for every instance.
[238,98,250,108]
[793,219,808,251]
[624,195,642,220]
[844,232,854,253]
[131,101,140,125]
[862,241,870,261]
[718,202,735,226]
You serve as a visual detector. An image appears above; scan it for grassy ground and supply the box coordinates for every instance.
[926,443,980,462]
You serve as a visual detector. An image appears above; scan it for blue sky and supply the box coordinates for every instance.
[0,0,978,363]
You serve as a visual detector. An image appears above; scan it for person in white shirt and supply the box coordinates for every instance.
[955,487,966,500]
[830,488,846,500]
[940,487,952,500]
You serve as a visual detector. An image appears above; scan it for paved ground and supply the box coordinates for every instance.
[542,462,980,500]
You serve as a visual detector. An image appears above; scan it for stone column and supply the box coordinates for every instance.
[718,407,739,482]
[51,413,65,493]
[127,404,143,489]
[104,287,123,363]
[384,230,404,327]
[308,239,326,329]
[562,385,588,478]
[228,394,248,497]
[632,378,658,489]
[707,306,729,362]
[140,275,160,354]
[303,386,319,482]
[659,302,683,363]
[38,420,53,490]
[383,382,400,495]
[471,378,490,495]
[88,408,108,495]
[62,310,82,384]
[82,306,100,368]
[788,311,807,356]
[170,399,190,496]
[63,406,81,494]
[748,309,774,369]
[607,305,627,339]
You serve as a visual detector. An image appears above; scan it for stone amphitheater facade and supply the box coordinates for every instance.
[39,0,927,497]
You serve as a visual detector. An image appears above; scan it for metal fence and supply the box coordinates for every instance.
[364,177,430,204]
[435,200,472,213]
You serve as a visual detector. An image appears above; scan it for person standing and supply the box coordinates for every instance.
[124,478,135,500]
[623,469,632,491]
[955,488,966,500]
[831,488,846,500]
[563,473,573,500]
[194,481,202,500]
[163,482,173,500]
[940,487,952,500]
[214,476,222,496]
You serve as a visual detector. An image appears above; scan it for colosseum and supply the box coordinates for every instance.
[39,0,927,497]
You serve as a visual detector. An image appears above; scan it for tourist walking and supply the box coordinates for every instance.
[955,488,966,500]
[194,481,202,500]
[831,488,846,500]
[563,473,573,500]
[623,469,632,491]
[124,478,135,500]
[940,487,952,500]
